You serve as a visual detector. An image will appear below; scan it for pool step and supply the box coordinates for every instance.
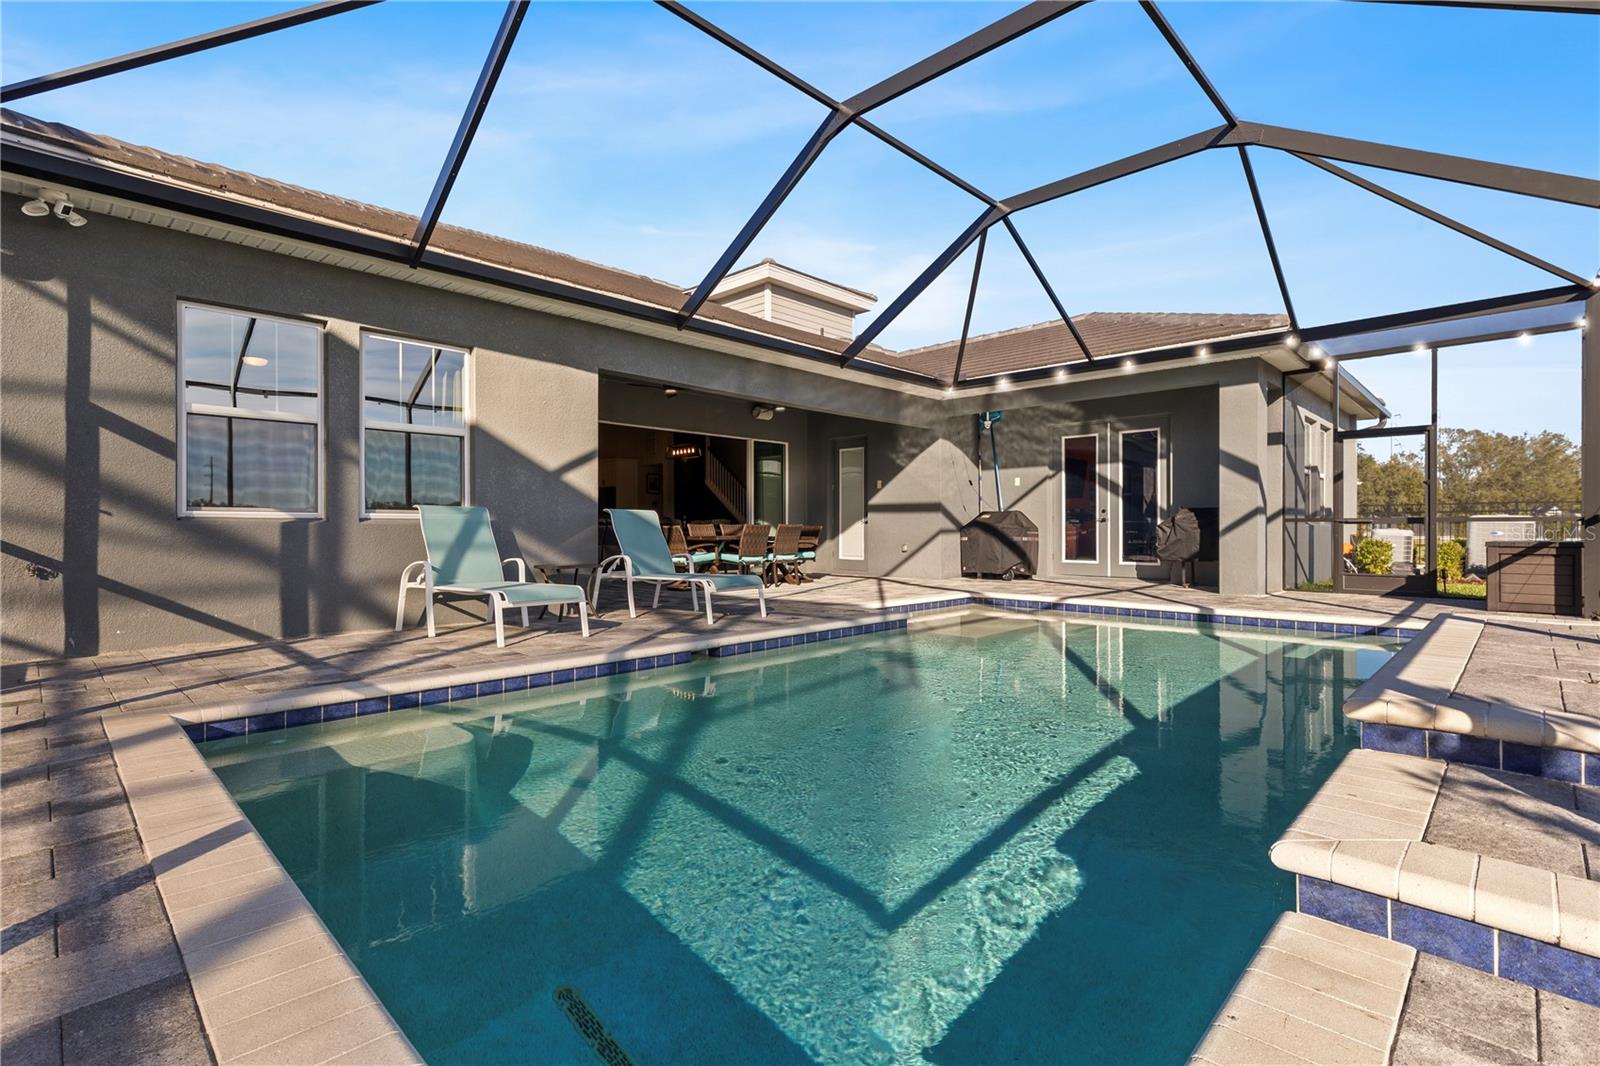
[1192,912,1413,1065]
[1268,748,1600,1008]
[1194,912,1600,1065]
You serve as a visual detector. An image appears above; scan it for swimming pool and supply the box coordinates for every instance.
[203,611,1398,1065]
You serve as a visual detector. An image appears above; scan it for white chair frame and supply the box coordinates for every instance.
[591,554,766,625]
[396,556,590,647]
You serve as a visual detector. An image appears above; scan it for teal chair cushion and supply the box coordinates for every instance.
[672,551,718,566]
[698,573,764,591]
[718,552,768,564]
[798,551,817,560]
[771,553,801,562]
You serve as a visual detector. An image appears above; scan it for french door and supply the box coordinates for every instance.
[1059,426,1165,578]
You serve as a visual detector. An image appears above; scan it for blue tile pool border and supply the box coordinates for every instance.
[185,597,1416,745]
[186,649,696,743]
[1296,875,1599,1008]
[1360,722,1593,785]
[708,618,905,657]
[901,593,1419,642]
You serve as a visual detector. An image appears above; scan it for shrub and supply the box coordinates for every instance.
[1353,537,1394,575]
[1436,539,1465,582]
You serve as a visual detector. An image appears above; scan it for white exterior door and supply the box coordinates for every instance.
[836,444,867,567]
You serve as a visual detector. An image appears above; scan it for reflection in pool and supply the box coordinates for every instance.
[205,612,1396,1065]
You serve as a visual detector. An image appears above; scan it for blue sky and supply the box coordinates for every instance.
[2,1,1594,432]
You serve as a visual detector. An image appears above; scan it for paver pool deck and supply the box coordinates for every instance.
[5,573,1586,1065]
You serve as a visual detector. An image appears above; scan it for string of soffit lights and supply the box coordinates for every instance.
[3,0,1595,392]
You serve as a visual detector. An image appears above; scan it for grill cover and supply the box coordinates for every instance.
[960,510,1039,579]
[1155,508,1202,562]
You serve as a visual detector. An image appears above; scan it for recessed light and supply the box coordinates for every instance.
[1196,346,1209,358]
[663,386,678,397]
[240,355,269,367]
[1122,359,1135,372]
[1517,331,1532,346]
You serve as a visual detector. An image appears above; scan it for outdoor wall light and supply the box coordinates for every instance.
[751,404,776,421]
[20,189,87,227]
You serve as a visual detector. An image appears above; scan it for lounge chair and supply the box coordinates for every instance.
[595,509,767,624]
[397,505,590,647]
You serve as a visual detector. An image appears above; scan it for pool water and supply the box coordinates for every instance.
[204,612,1397,1065]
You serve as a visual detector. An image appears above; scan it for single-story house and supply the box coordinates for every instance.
[0,110,1387,659]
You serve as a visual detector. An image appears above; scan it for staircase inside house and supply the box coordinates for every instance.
[703,448,746,521]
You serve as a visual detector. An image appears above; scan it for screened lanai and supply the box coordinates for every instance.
[2,0,1594,390]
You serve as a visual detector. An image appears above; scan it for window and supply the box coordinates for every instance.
[1119,428,1161,563]
[1061,434,1099,562]
[752,440,786,525]
[179,304,321,515]
[361,333,468,513]
[1303,415,1334,516]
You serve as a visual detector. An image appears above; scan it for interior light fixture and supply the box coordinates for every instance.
[240,355,270,367]
[667,443,701,459]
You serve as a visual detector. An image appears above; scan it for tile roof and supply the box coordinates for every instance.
[2,110,1288,382]
[880,311,1291,381]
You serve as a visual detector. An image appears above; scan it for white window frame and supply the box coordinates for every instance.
[747,438,789,524]
[1117,426,1163,567]
[175,301,325,519]
[358,330,472,519]
[1059,431,1101,565]
[1298,412,1334,518]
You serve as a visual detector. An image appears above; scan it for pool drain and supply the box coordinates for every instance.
[554,986,635,1066]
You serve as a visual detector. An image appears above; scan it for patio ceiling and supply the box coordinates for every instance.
[2,0,1595,390]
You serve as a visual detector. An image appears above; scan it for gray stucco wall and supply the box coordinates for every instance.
[0,195,930,659]
[2,193,1292,659]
